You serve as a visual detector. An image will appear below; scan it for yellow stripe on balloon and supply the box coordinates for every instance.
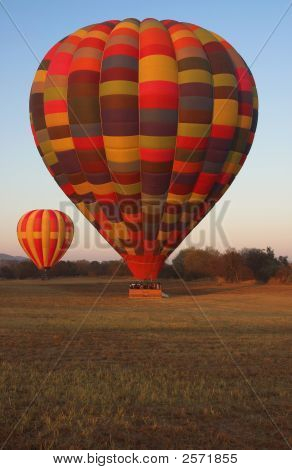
[140,18,164,32]
[166,192,191,204]
[178,69,212,85]
[213,99,238,126]
[122,247,134,255]
[139,135,176,149]
[44,86,67,101]
[51,137,75,153]
[238,114,252,129]
[19,231,59,239]
[42,210,50,267]
[177,123,210,138]
[157,231,169,241]
[213,73,237,87]
[86,30,109,42]
[105,147,140,164]
[39,140,55,155]
[103,135,138,149]
[188,192,207,203]
[139,55,177,82]
[76,202,96,223]
[171,29,195,41]
[114,21,139,32]
[34,70,47,83]
[43,151,59,166]
[193,27,215,46]
[72,28,89,39]
[99,81,138,96]
[46,112,69,127]
[93,182,115,196]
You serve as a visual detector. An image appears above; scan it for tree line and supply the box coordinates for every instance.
[172,247,291,283]
[0,247,291,284]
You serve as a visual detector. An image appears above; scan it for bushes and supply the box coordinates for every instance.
[0,265,16,279]
[241,247,289,283]
[0,261,39,280]
[173,247,223,280]
[172,247,291,284]
[0,259,131,280]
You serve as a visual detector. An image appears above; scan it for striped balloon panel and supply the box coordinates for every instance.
[30,19,258,277]
[100,19,142,254]
[17,210,74,269]
[155,20,213,252]
[139,19,178,253]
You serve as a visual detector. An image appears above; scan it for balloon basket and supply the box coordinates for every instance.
[41,269,49,281]
[128,281,162,298]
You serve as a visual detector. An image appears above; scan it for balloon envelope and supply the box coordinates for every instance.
[17,210,74,269]
[29,18,258,279]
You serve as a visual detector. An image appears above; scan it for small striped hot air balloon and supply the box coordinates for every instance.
[17,210,74,276]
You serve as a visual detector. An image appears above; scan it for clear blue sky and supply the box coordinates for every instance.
[1,0,291,260]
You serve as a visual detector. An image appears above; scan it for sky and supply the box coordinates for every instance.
[0,0,291,261]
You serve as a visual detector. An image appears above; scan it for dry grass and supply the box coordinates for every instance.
[0,277,292,449]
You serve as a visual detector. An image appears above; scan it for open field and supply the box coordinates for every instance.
[0,277,292,449]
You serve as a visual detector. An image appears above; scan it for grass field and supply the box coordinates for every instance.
[0,277,292,450]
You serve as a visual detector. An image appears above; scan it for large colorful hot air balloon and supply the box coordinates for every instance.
[29,18,258,280]
[17,210,74,271]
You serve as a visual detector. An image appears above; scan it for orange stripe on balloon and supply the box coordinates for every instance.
[41,210,51,268]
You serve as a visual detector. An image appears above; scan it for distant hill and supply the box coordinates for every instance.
[0,253,27,263]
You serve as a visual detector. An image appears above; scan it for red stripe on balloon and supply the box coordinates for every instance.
[211,125,235,139]
[176,136,208,150]
[140,148,174,162]
[73,136,104,150]
[103,44,138,58]
[193,173,218,194]
[44,100,67,114]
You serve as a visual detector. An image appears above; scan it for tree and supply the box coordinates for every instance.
[89,261,102,276]
[0,265,16,279]
[75,260,90,276]
[241,247,281,283]
[160,263,178,278]
[51,261,78,277]
[223,249,243,282]
[17,261,38,279]
[172,247,223,280]
[274,257,291,283]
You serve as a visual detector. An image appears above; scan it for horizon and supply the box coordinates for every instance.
[2,243,291,264]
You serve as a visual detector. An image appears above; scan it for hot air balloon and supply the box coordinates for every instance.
[17,210,74,275]
[29,18,258,282]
